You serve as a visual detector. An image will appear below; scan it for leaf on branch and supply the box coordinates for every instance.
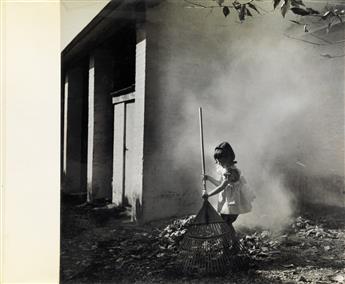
[291,0,305,7]
[273,0,281,10]
[281,0,290,18]
[291,7,310,16]
[248,3,260,14]
[295,0,305,5]
[246,8,253,17]
[290,20,302,25]
[233,1,241,11]
[216,0,224,6]
[306,8,319,15]
[322,11,331,20]
[223,6,230,17]
[239,4,246,21]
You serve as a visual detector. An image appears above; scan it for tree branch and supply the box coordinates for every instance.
[309,33,333,44]
[284,33,326,46]
[184,0,222,9]
[321,53,345,58]
[184,0,257,10]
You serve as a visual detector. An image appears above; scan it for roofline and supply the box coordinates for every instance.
[62,0,130,58]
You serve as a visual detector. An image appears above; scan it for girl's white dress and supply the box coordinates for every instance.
[217,165,255,215]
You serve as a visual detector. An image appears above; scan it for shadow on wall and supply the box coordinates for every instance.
[133,194,143,223]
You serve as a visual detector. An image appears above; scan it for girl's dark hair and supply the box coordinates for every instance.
[214,142,236,164]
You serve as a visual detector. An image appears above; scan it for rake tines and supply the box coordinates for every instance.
[177,199,235,275]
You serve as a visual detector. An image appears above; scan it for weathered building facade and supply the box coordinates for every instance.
[61,0,345,224]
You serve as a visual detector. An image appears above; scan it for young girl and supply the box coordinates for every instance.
[202,142,255,252]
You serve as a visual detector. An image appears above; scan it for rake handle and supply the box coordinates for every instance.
[199,107,207,194]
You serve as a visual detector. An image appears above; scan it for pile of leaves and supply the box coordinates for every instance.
[239,230,281,259]
[111,214,341,268]
[292,216,340,239]
[158,215,195,252]
[156,215,282,260]
[61,201,345,283]
[154,213,341,262]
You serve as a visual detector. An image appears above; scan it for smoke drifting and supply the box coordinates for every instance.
[166,8,344,231]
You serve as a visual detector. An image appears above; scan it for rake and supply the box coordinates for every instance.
[177,107,242,275]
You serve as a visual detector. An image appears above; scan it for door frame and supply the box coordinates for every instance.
[111,90,136,207]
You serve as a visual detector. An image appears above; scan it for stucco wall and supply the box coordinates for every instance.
[143,0,344,224]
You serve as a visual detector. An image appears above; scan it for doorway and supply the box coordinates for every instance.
[112,95,136,208]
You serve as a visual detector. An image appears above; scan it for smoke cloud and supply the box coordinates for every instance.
[166,8,344,231]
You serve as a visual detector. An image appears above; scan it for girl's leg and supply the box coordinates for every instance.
[221,214,239,251]
[222,214,240,254]
[220,214,231,251]
[227,214,239,247]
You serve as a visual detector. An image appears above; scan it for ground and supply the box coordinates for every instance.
[60,196,345,284]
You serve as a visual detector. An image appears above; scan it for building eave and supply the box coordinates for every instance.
[62,0,140,67]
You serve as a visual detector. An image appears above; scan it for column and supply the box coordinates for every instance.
[87,49,114,202]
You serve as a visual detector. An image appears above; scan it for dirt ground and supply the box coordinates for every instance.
[60,196,345,284]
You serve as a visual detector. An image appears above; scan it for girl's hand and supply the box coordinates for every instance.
[202,190,208,199]
[201,174,209,182]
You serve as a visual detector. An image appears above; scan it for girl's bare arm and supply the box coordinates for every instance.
[203,175,221,186]
[205,179,228,198]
